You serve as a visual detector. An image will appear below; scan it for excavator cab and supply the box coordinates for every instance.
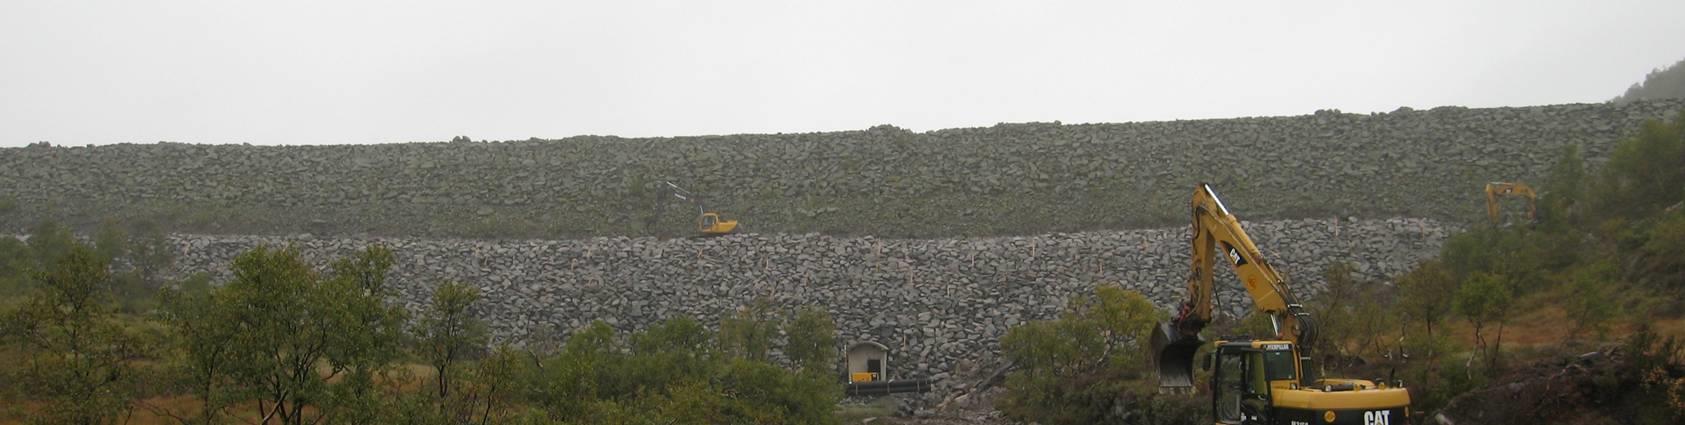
[1209,340,1305,425]
[698,211,738,236]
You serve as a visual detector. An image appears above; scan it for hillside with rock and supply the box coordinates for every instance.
[2,100,1679,238]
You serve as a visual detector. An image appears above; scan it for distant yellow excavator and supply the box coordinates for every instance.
[663,181,740,236]
[1150,183,1410,425]
[1484,182,1537,225]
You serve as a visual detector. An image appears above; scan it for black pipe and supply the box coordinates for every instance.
[844,378,935,396]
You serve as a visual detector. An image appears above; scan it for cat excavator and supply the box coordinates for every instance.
[1484,182,1537,225]
[663,181,740,236]
[1149,183,1410,425]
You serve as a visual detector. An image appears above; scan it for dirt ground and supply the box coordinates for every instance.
[846,387,1013,425]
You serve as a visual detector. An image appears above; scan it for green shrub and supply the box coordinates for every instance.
[1639,211,1685,291]
[1566,261,1619,340]
[513,306,840,424]
[998,284,1193,424]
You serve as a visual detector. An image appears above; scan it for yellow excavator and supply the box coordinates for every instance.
[1484,182,1537,225]
[663,181,740,236]
[1150,183,1410,425]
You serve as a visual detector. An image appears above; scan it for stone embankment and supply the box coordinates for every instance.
[171,217,1451,382]
[4,100,1678,238]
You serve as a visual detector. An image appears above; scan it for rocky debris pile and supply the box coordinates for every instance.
[4,101,1679,238]
[168,217,1451,385]
[1434,350,1616,425]
[1434,341,1685,425]
[928,357,1014,416]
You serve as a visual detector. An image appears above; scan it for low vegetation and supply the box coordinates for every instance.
[0,230,842,424]
[997,285,1203,425]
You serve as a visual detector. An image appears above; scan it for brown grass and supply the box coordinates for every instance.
[1438,285,1685,351]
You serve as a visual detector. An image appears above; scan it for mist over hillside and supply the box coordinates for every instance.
[1615,58,1685,102]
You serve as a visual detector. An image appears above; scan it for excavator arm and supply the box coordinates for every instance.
[1150,183,1317,388]
[1484,182,1537,225]
[663,181,740,236]
[664,181,707,217]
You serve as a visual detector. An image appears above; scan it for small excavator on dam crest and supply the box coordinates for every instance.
[663,181,740,237]
[1150,183,1411,425]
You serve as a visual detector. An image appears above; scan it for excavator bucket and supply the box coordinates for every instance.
[1150,321,1204,389]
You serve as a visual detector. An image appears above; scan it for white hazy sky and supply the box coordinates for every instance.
[2,1,1682,146]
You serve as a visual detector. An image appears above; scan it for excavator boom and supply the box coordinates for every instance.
[1151,183,1315,389]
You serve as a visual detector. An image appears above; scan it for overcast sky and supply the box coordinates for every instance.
[2,1,1681,147]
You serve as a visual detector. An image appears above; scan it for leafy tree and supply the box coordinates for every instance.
[712,357,839,425]
[513,304,840,424]
[1594,112,1685,220]
[2,244,138,424]
[320,245,410,425]
[1312,262,1361,358]
[1396,259,1459,396]
[0,237,31,297]
[652,381,729,424]
[1639,211,1685,292]
[1565,261,1618,340]
[632,316,711,355]
[525,321,620,418]
[159,279,243,424]
[468,345,525,425]
[999,284,1175,425]
[202,245,407,425]
[1398,325,1459,410]
[92,219,159,314]
[414,281,489,413]
[1454,272,1513,371]
[626,316,714,394]
[1397,260,1458,338]
[219,245,328,424]
[1303,261,1402,369]
[93,218,127,262]
[718,298,778,361]
[25,220,75,268]
[1438,230,1497,280]
[784,307,837,373]
[127,220,176,286]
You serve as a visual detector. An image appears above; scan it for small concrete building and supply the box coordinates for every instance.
[845,341,890,383]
